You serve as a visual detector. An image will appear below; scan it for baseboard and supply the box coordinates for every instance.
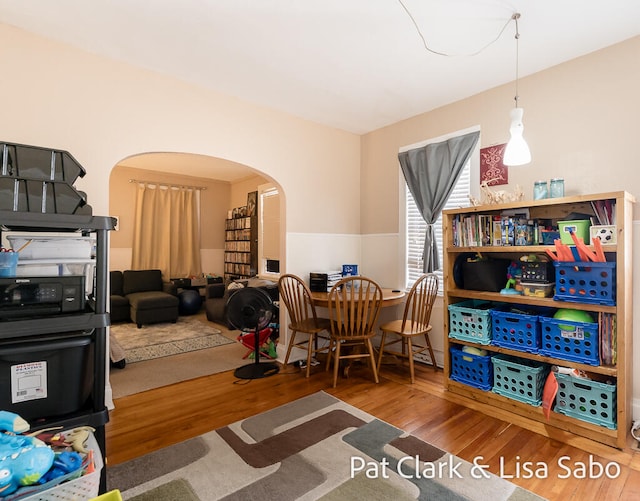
[413,349,443,369]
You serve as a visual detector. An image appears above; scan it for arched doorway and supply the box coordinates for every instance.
[108,152,284,276]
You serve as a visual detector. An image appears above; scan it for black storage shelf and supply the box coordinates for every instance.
[0,210,115,231]
[0,210,114,495]
[0,312,110,338]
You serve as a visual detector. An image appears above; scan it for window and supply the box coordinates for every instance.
[406,162,470,292]
[402,127,480,292]
[258,184,281,277]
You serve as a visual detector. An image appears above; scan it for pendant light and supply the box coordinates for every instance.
[503,13,531,166]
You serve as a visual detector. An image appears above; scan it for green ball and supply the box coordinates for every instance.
[553,308,594,330]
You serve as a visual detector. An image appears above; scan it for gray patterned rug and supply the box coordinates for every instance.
[108,392,547,500]
[111,316,232,364]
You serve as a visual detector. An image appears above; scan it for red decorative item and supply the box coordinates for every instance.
[480,144,508,186]
[238,327,276,359]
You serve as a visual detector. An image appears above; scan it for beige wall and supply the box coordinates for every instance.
[229,175,266,211]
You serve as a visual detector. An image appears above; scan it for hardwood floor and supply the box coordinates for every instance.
[105,362,640,500]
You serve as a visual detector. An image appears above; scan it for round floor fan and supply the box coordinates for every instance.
[227,287,280,379]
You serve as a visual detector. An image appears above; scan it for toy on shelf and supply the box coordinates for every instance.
[0,411,95,498]
[0,411,55,496]
[0,411,29,434]
[500,260,523,295]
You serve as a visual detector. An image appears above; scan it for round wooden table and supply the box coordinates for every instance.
[309,288,405,308]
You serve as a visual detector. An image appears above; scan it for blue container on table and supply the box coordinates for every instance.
[342,264,358,277]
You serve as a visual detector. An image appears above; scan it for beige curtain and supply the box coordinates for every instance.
[131,183,202,279]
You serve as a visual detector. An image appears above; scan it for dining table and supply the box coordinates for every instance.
[309,288,406,308]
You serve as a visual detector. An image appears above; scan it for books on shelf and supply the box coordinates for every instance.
[590,200,615,225]
[452,213,534,247]
[599,312,616,365]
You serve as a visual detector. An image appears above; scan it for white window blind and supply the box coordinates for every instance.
[406,161,470,292]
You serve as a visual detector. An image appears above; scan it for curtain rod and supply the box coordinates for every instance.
[129,179,207,190]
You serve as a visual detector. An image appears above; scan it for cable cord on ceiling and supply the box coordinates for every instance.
[397,0,517,57]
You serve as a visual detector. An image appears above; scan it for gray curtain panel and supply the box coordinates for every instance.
[398,131,480,272]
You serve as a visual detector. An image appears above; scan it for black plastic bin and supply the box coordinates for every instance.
[1,142,86,183]
[0,331,94,421]
[0,178,87,214]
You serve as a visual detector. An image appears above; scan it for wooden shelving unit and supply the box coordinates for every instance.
[442,191,634,449]
[224,214,257,281]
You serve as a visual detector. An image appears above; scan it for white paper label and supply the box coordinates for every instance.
[11,361,48,403]
[560,327,585,340]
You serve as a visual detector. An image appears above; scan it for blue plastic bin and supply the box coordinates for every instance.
[539,317,599,366]
[554,261,616,306]
[490,306,554,354]
[491,355,549,406]
[555,373,616,429]
[448,300,494,345]
[449,345,493,391]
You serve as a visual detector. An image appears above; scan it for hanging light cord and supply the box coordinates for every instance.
[513,13,521,107]
[398,0,518,58]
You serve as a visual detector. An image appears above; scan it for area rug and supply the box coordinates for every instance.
[128,478,199,501]
[111,316,233,363]
[108,392,546,500]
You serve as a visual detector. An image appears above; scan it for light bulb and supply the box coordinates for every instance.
[503,107,531,166]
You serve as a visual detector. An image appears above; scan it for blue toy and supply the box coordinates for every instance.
[39,451,82,484]
[0,411,29,434]
[0,412,55,497]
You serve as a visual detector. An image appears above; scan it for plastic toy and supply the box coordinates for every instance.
[64,426,95,454]
[0,411,29,434]
[39,451,82,484]
[500,260,523,295]
[0,431,54,496]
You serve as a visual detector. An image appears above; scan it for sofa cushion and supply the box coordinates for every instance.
[110,270,124,296]
[110,294,129,308]
[127,290,179,311]
[123,269,163,295]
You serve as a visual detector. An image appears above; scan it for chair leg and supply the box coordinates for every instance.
[377,331,387,373]
[407,337,415,384]
[332,342,341,388]
[305,333,314,378]
[284,330,297,367]
[366,338,379,384]
[424,333,437,370]
[325,339,334,372]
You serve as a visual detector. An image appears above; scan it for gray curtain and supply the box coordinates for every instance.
[399,131,480,272]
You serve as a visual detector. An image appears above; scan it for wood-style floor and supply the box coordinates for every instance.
[105,361,640,501]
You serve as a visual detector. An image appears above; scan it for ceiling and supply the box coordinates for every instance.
[2,0,639,179]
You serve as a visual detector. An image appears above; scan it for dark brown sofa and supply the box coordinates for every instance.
[110,269,179,327]
[109,270,130,323]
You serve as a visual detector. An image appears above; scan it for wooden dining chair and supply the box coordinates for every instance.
[278,274,332,377]
[325,276,383,387]
[377,273,438,383]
